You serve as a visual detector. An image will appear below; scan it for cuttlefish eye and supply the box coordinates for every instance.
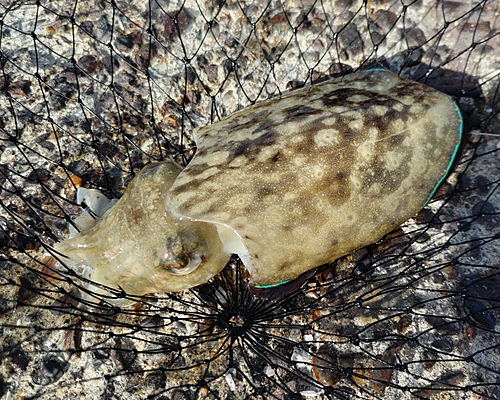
[160,231,207,276]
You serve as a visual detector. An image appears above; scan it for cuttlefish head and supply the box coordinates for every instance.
[54,161,231,298]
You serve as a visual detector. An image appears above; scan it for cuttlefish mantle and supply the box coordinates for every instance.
[54,69,463,297]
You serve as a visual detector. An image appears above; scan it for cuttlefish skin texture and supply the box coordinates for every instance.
[55,162,230,295]
[168,69,463,289]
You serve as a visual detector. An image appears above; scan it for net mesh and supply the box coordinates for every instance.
[1,0,500,398]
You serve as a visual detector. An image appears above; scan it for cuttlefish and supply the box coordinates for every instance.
[54,69,464,298]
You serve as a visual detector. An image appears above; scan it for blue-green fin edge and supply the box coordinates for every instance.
[423,101,464,207]
[364,67,464,207]
[254,279,292,289]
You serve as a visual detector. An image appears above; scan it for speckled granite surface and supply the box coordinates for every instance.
[0,0,500,399]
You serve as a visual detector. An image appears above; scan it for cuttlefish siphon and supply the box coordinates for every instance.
[54,68,464,298]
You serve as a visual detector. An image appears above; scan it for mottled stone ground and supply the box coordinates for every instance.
[0,0,499,399]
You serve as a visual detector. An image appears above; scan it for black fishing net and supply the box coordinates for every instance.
[1,0,500,398]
